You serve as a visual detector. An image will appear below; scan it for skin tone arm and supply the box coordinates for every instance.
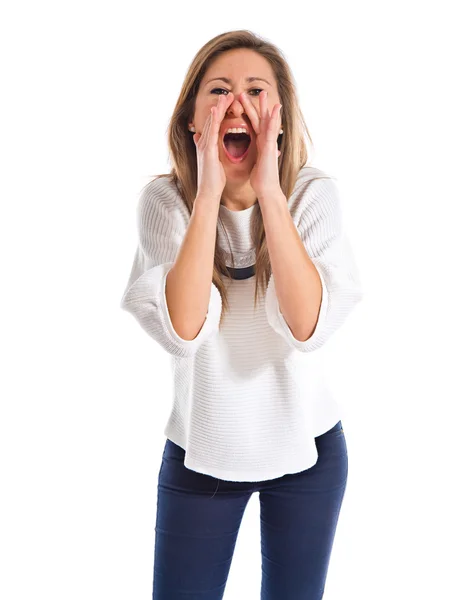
[165,196,220,341]
[165,190,323,344]
[260,191,323,342]
[166,189,322,343]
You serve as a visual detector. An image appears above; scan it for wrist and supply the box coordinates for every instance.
[193,194,221,217]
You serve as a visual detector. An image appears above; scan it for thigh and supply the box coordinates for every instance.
[152,439,253,600]
[259,420,348,600]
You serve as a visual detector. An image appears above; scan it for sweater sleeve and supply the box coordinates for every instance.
[264,177,363,353]
[120,179,222,357]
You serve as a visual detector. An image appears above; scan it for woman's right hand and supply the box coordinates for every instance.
[192,92,234,201]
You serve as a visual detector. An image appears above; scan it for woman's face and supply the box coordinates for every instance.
[191,48,281,177]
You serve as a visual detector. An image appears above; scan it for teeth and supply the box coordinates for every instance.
[224,127,249,135]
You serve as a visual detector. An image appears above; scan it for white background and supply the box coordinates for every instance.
[2,1,467,598]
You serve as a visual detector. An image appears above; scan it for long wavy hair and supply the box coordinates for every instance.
[144,29,321,327]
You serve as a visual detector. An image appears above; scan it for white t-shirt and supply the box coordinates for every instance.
[120,165,363,482]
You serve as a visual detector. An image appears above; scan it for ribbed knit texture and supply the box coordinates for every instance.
[120,165,363,482]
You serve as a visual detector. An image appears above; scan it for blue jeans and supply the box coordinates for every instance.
[152,420,348,600]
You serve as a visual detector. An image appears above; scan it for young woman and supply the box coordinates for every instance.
[121,29,363,600]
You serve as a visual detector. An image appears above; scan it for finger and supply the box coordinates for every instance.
[220,91,233,116]
[209,94,223,145]
[194,113,210,145]
[211,92,232,144]
[263,103,281,143]
[259,90,269,124]
[274,104,282,135]
[197,109,212,148]
[239,92,260,136]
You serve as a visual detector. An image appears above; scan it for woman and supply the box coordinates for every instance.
[120,29,363,600]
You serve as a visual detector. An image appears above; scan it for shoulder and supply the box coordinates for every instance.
[288,166,341,226]
[137,175,190,233]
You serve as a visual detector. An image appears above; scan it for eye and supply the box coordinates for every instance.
[210,88,263,96]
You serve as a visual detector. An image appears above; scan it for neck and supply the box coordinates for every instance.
[221,179,257,211]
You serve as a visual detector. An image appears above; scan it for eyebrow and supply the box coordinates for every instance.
[205,76,272,87]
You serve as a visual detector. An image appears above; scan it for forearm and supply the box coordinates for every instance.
[165,195,220,341]
[260,193,322,342]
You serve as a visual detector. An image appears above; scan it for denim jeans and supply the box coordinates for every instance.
[152,420,348,599]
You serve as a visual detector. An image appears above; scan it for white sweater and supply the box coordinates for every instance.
[120,165,363,482]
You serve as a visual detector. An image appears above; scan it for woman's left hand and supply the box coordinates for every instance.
[239,90,282,200]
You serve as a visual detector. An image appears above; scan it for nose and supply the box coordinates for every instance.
[225,92,249,116]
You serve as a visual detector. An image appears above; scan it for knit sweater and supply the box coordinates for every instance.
[120,165,363,482]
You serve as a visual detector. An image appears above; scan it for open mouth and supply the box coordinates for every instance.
[222,132,251,162]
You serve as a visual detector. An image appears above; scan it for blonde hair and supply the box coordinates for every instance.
[145,29,323,327]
